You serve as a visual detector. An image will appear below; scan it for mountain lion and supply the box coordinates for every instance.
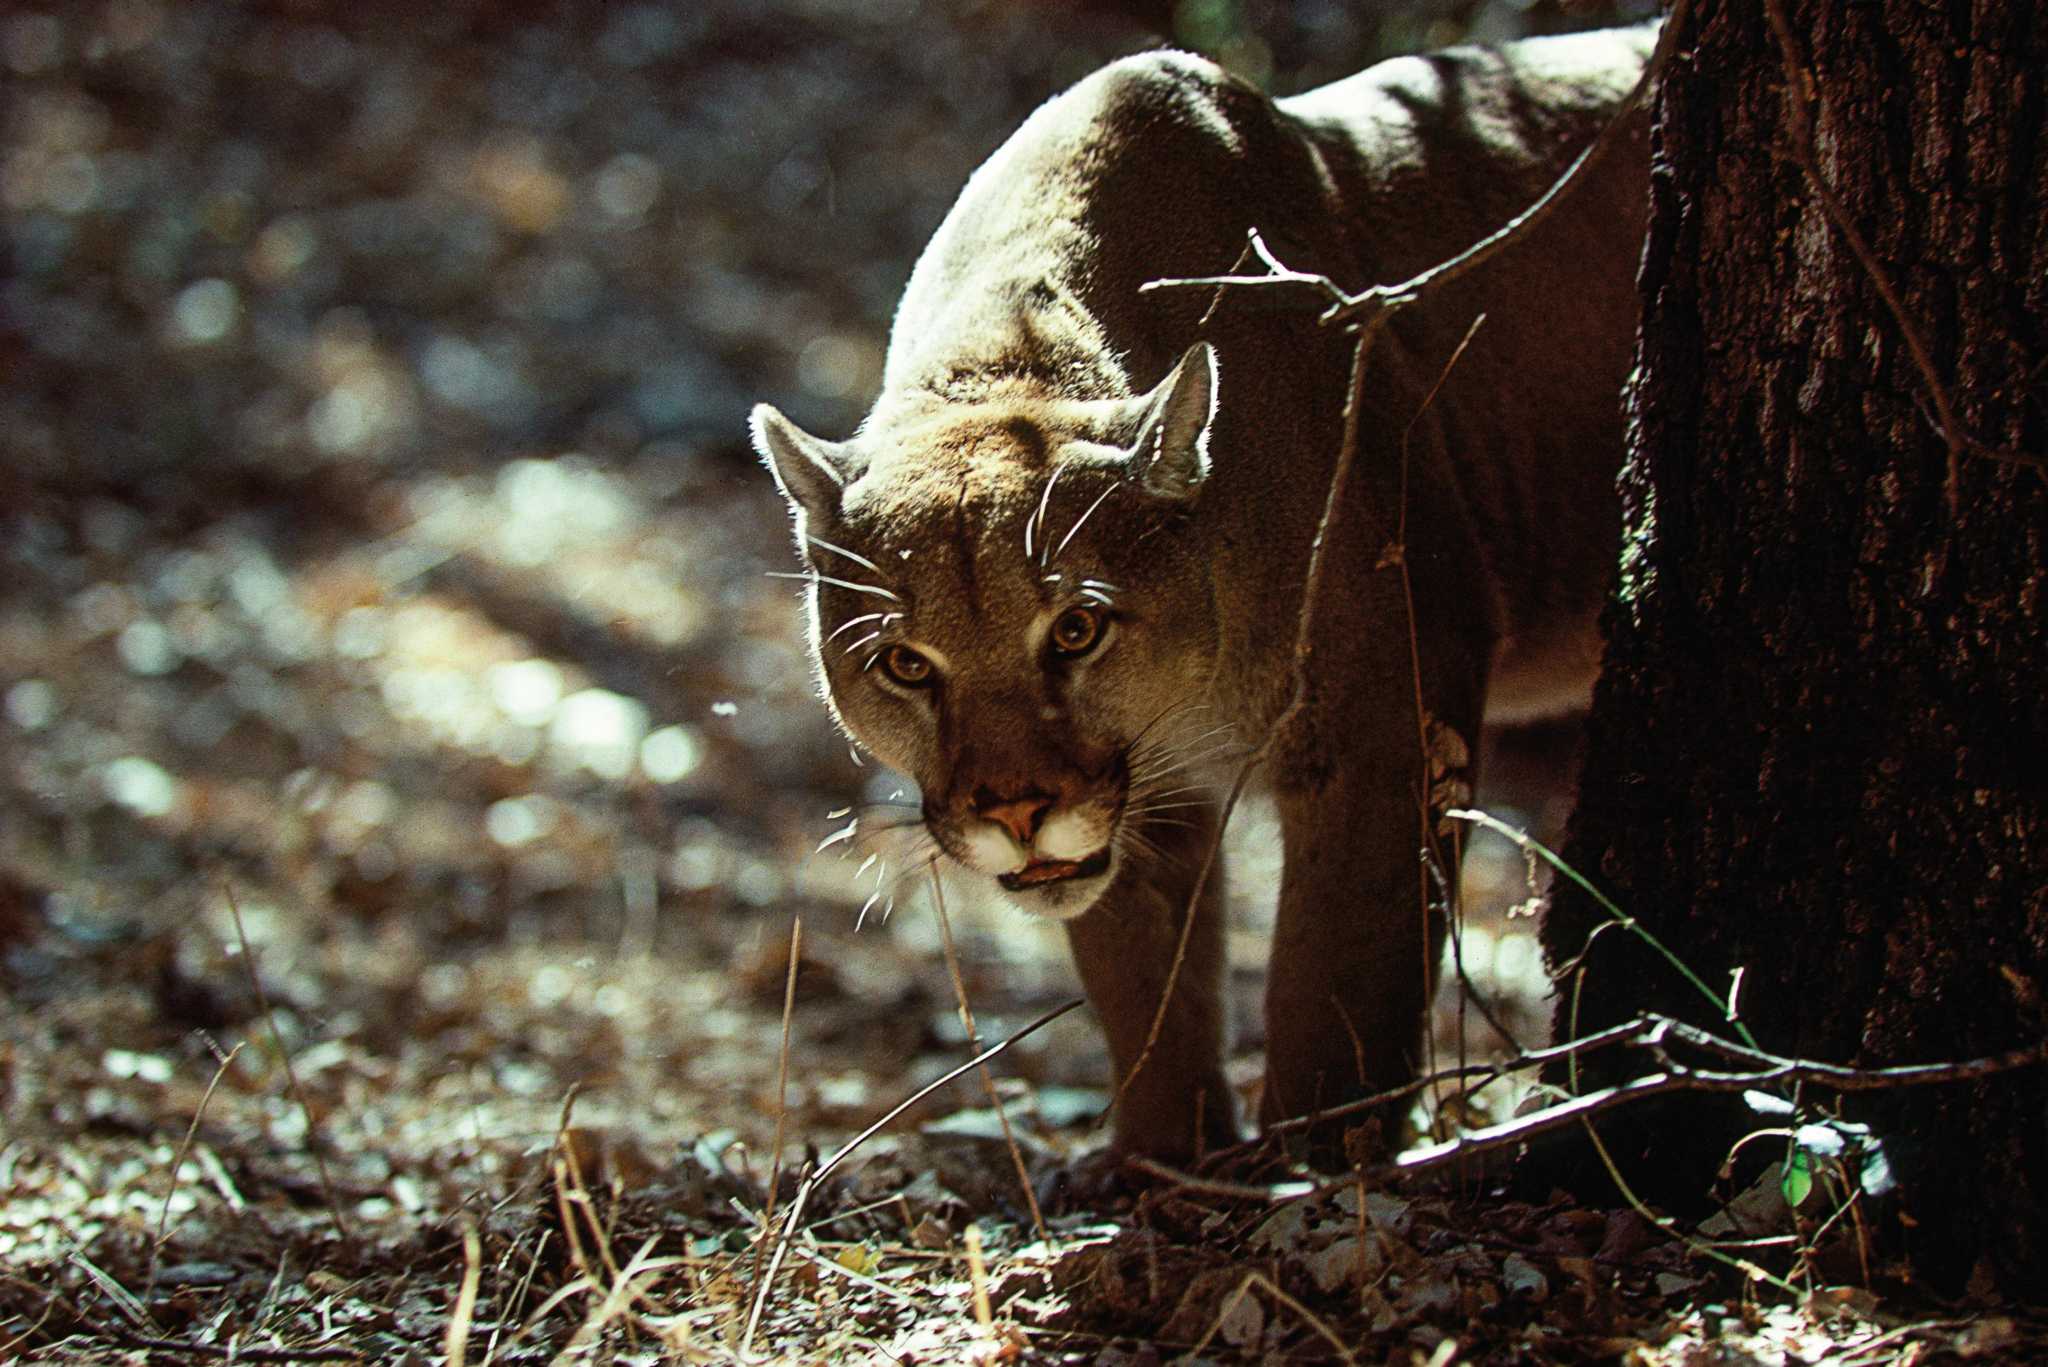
[755,24,1653,1167]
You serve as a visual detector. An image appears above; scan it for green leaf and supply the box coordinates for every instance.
[1781,1150,1814,1209]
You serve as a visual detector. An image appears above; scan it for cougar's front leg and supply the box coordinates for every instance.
[1262,747,1459,1165]
[1064,803,1237,1164]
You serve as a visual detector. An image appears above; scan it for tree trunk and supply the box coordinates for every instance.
[1542,0,2048,1295]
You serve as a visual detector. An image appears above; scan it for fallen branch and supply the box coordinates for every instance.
[1392,1014,2048,1175]
[103,1326,363,1363]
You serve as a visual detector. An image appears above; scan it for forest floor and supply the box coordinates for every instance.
[4,0,2044,1361]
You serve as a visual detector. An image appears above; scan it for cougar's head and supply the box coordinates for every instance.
[753,343,1224,920]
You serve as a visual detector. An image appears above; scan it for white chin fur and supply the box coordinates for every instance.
[1036,807,1103,861]
[960,825,1024,876]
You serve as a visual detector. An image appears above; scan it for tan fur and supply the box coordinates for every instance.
[754,25,1654,1164]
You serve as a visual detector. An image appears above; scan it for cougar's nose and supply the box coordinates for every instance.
[971,786,1053,845]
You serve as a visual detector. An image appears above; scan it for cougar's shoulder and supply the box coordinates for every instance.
[874,48,1337,415]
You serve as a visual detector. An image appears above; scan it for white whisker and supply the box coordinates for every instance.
[841,631,882,656]
[825,611,890,644]
[1051,483,1118,564]
[1130,815,1201,833]
[766,571,902,603]
[807,535,886,575]
[1129,743,1250,786]
[1128,729,1242,780]
[1129,782,1218,803]
[1135,720,1240,757]
[1026,462,1067,566]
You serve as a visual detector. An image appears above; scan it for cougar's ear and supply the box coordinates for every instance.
[751,403,857,526]
[1125,341,1217,502]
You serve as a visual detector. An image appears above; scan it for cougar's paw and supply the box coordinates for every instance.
[1034,1146,1153,1214]
[1270,1111,1388,1175]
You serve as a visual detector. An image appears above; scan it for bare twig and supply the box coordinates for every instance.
[928,869,1049,1242]
[1259,1016,1653,1138]
[1394,312,1496,1117]
[147,1039,245,1303]
[1123,1156,1316,1203]
[1112,294,1381,1118]
[1448,808,1761,1051]
[222,882,352,1243]
[740,997,1084,1356]
[0,1303,56,1361]
[480,1227,550,1367]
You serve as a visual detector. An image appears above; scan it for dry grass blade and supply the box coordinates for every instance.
[0,1304,57,1360]
[964,1223,992,1332]
[482,1272,598,1366]
[102,1327,365,1362]
[66,1241,155,1333]
[445,1214,482,1367]
[757,913,803,1293]
[147,1039,245,1303]
[548,1236,686,1366]
[222,881,353,1243]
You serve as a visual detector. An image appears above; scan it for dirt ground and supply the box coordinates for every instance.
[4,0,2041,1361]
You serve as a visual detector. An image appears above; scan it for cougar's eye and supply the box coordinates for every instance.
[879,644,935,688]
[1049,606,1104,658]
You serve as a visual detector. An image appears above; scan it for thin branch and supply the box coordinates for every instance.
[1186,1270,1359,1367]
[1259,1016,1651,1137]
[928,868,1049,1242]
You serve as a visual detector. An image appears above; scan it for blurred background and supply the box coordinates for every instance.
[1,0,1649,1254]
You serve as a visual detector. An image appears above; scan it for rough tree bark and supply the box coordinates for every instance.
[1541,0,2048,1295]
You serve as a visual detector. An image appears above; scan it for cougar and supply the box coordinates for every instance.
[754,24,1653,1166]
